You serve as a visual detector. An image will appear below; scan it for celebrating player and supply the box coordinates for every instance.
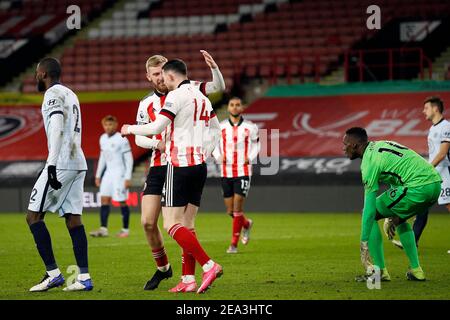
[212,97,260,253]
[388,97,450,252]
[27,57,93,292]
[135,52,225,290]
[122,59,222,293]
[89,115,133,238]
[343,127,442,281]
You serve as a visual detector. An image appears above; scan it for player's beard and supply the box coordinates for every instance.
[155,82,168,94]
[230,113,241,118]
[37,79,46,92]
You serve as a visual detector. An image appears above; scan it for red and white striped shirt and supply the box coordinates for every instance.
[136,81,207,167]
[213,117,260,178]
[159,80,218,167]
[136,91,167,167]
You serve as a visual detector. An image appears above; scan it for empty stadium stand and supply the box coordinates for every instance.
[12,0,450,93]
[0,0,115,86]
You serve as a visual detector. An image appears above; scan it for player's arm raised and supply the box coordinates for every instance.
[200,50,226,94]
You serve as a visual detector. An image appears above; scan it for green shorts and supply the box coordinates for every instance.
[376,182,440,220]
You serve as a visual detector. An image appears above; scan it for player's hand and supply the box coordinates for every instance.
[124,180,131,188]
[47,165,62,190]
[360,241,373,271]
[244,159,250,165]
[383,218,396,240]
[121,125,131,136]
[156,140,165,152]
[95,177,101,187]
[200,50,218,69]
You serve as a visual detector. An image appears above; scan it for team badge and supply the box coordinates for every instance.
[0,107,43,151]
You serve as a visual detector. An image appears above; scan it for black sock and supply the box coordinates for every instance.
[29,221,58,271]
[413,211,429,246]
[100,205,110,228]
[121,205,130,229]
[69,225,89,274]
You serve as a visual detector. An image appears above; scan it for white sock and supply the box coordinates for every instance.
[183,275,195,283]
[47,268,61,278]
[78,273,91,281]
[157,263,170,272]
[100,227,108,232]
[202,260,214,272]
[122,228,129,233]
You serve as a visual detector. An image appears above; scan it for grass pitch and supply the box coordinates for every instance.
[0,212,449,300]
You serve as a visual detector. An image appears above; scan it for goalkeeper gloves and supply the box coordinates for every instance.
[47,165,62,190]
[360,241,374,274]
[383,218,396,240]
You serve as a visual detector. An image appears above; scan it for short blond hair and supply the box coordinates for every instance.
[145,55,168,71]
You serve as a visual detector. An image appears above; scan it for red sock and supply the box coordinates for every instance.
[169,224,210,266]
[232,212,244,246]
[152,247,169,268]
[182,229,196,276]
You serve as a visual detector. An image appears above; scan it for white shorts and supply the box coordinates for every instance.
[28,168,86,216]
[436,166,450,205]
[99,173,128,202]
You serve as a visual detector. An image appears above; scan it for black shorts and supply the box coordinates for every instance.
[221,176,251,198]
[143,165,167,196]
[162,163,207,207]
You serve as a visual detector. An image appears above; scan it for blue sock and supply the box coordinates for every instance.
[29,221,58,271]
[121,205,130,229]
[69,225,89,274]
[100,205,110,228]
[413,211,429,246]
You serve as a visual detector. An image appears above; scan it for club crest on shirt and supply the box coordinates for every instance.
[139,110,145,119]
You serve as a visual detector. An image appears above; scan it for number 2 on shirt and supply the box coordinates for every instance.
[73,104,81,133]
[193,99,210,127]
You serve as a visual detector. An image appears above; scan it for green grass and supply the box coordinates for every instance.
[0,212,449,300]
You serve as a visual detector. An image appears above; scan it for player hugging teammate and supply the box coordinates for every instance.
[122,59,223,293]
